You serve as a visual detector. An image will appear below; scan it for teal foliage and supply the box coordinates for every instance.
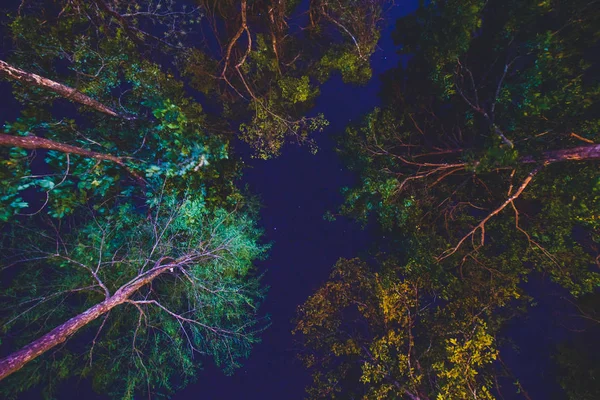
[0,2,269,398]
[1,195,268,399]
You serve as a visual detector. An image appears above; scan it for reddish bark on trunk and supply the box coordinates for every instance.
[0,260,174,380]
[524,143,600,163]
[0,59,133,120]
[0,133,145,184]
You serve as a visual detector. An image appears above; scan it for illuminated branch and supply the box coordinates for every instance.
[523,143,600,163]
[0,201,257,380]
[438,164,545,261]
[0,133,145,185]
[320,11,364,59]
[221,0,249,78]
[455,60,514,148]
[0,256,178,380]
[0,60,134,120]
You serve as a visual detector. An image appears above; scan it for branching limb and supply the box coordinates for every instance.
[0,133,146,185]
[320,12,363,59]
[438,164,545,261]
[0,59,134,120]
[221,0,248,78]
[455,59,514,148]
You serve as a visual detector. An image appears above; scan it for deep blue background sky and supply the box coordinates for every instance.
[177,3,420,398]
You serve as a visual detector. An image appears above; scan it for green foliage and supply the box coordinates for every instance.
[295,258,505,400]
[239,98,328,159]
[298,0,600,398]
[278,75,319,105]
[178,1,390,158]
[317,50,373,84]
[1,195,267,399]
[0,1,276,398]
[337,0,600,295]
[0,16,238,220]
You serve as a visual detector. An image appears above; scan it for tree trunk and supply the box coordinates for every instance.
[0,260,174,381]
[0,59,133,120]
[0,133,145,184]
[544,144,600,162]
[530,143,600,163]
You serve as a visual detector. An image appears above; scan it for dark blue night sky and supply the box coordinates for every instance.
[178,3,419,398]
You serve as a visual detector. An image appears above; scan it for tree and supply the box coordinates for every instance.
[183,0,392,158]
[0,1,400,396]
[297,0,600,398]
[0,131,144,183]
[0,59,132,119]
[0,195,267,398]
[339,0,599,294]
[295,258,509,400]
[0,1,269,398]
[1,17,234,221]
[0,0,396,224]
[8,0,392,160]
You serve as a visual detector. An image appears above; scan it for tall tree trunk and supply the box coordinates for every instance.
[525,143,600,163]
[1,133,124,165]
[0,133,145,184]
[0,259,175,381]
[0,59,133,120]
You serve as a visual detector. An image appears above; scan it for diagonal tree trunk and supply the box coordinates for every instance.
[524,143,600,163]
[0,60,134,120]
[0,258,175,381]
[0,133,145,184]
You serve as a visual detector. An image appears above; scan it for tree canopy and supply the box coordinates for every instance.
[0,0,396,397]
[296,0,600,398]
[1,0,598,399]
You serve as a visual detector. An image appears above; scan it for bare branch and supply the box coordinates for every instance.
[438,164,545,261]
[455,59,514,148]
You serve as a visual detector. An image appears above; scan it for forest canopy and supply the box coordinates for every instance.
[0,0,391,398]
[0,0,598,399]
[295,0,600,399]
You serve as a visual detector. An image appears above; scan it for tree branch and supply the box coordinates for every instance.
[438,164,545,261]
[0,257,178,380]
[0,60,134,120]
[522,143,600,163]
[0,133,145,185]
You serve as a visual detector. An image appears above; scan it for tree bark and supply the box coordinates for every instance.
[0,259,175,381]
[523,143,600,163]
[0,133,124,165]
[0,59,133,120]
[0,133,145,184]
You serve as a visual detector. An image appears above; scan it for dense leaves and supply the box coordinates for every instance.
[295,258,506,399]
[297,0,600,398]
[2,0,598,398]
[183,0,391,158]
[0,0,397,397]
[1,196,267,399]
